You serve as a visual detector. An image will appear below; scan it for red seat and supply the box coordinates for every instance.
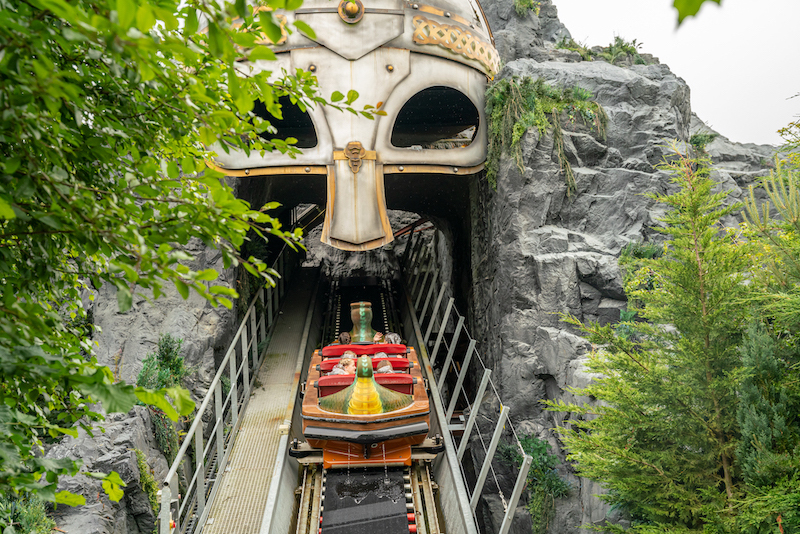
[320,343,409,358]
[316,374,416,397]
[317,357,413,373]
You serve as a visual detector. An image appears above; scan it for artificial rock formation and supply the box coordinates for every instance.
[467,0,775,531]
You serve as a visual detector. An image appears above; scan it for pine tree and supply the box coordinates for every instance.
[733,323,800,534]
[549,145,750,531]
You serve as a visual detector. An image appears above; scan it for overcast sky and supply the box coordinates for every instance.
[552,0,800,147]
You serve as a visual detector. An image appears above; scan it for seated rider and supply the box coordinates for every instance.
[329,356,356,375]
[384,332,401,345]
[375,359,393,374]
[338,332,351,345]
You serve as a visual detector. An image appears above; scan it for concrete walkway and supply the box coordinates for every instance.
[203,269,317,534]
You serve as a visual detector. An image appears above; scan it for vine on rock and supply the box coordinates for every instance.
[486,77,607,194]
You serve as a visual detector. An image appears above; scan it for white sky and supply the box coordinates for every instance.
[552,0,800,146]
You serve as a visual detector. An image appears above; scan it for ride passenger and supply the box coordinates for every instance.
[375,359,393,374]
[329,357,356,375]
[373,331,384,343]
[384,332,401,345]
[338,332,351,345]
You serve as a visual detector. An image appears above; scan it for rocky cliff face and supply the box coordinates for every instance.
[469,0,774,531]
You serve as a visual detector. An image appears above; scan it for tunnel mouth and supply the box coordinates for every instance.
[253,96,318,149]
[390,86,479,149]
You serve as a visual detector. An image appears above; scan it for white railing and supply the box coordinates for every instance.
[157,247,298,534]
[403,236,533,534]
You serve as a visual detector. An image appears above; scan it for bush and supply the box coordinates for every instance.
[137,334,189,465]
[497,434,569,534]
[0,493,56,534]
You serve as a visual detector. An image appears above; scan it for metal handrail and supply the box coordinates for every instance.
[403,239,532,534]
[158,247,298,534]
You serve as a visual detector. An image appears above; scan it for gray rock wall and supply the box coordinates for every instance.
[468,0,775,531]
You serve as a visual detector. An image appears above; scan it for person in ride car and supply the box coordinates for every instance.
[375,359,393,374]
[330,357,356,375]
[338,332,351,345]
[384,332,401,345]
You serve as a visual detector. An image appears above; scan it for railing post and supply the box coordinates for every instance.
[470,405,508,511]
[241,323,250,395]
[424,285,448,345]
[159,483,171,534]
[267,286,274,327]
[414,262,433,310]
[446,339,476,420]
[458,369,492,461]
[421,278,443,342]
[250,306,258,368]
[229,349,238,429]
[498,454,533,534]
[194,424,206,519]
[214,380,224,461]
[436,315,463,376]
[410,246,431,300]
[430,298,454,366]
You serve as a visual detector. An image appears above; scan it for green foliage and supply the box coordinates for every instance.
[135,449,160,516]
[555,38,593,61]
[498,435,569,534]
[0,0,385,501]
[137,335,188,391]
[0,493,56,533]
[137,335,189,464]
[513,0,540,17]
[673,0,722,24]
[597,36,647,66]
[689,132,719,153]
[486,77,607,193]
[736,324,800,489]
[548,145,750,530]
[743,161,800,329]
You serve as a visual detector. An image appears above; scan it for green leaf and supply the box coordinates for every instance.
[136,4,155,31]
[293,19,315,39]
[4,156,21,174]
[117,0,136,28]
[80,379,138,414]
[55,491,86,506]
[286,0,304,11]
[673,0,721,23]
[248,46,277,61]
[174,279,189,299]
[184,8,198,35]
[345,90,358,105]
[0,197,15,220]
[258,12,283,44]
[134,388,179,420]
[330,91,344,102]
[116,282,133,312]
[102,474,125,502]
[164,387,195,416]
